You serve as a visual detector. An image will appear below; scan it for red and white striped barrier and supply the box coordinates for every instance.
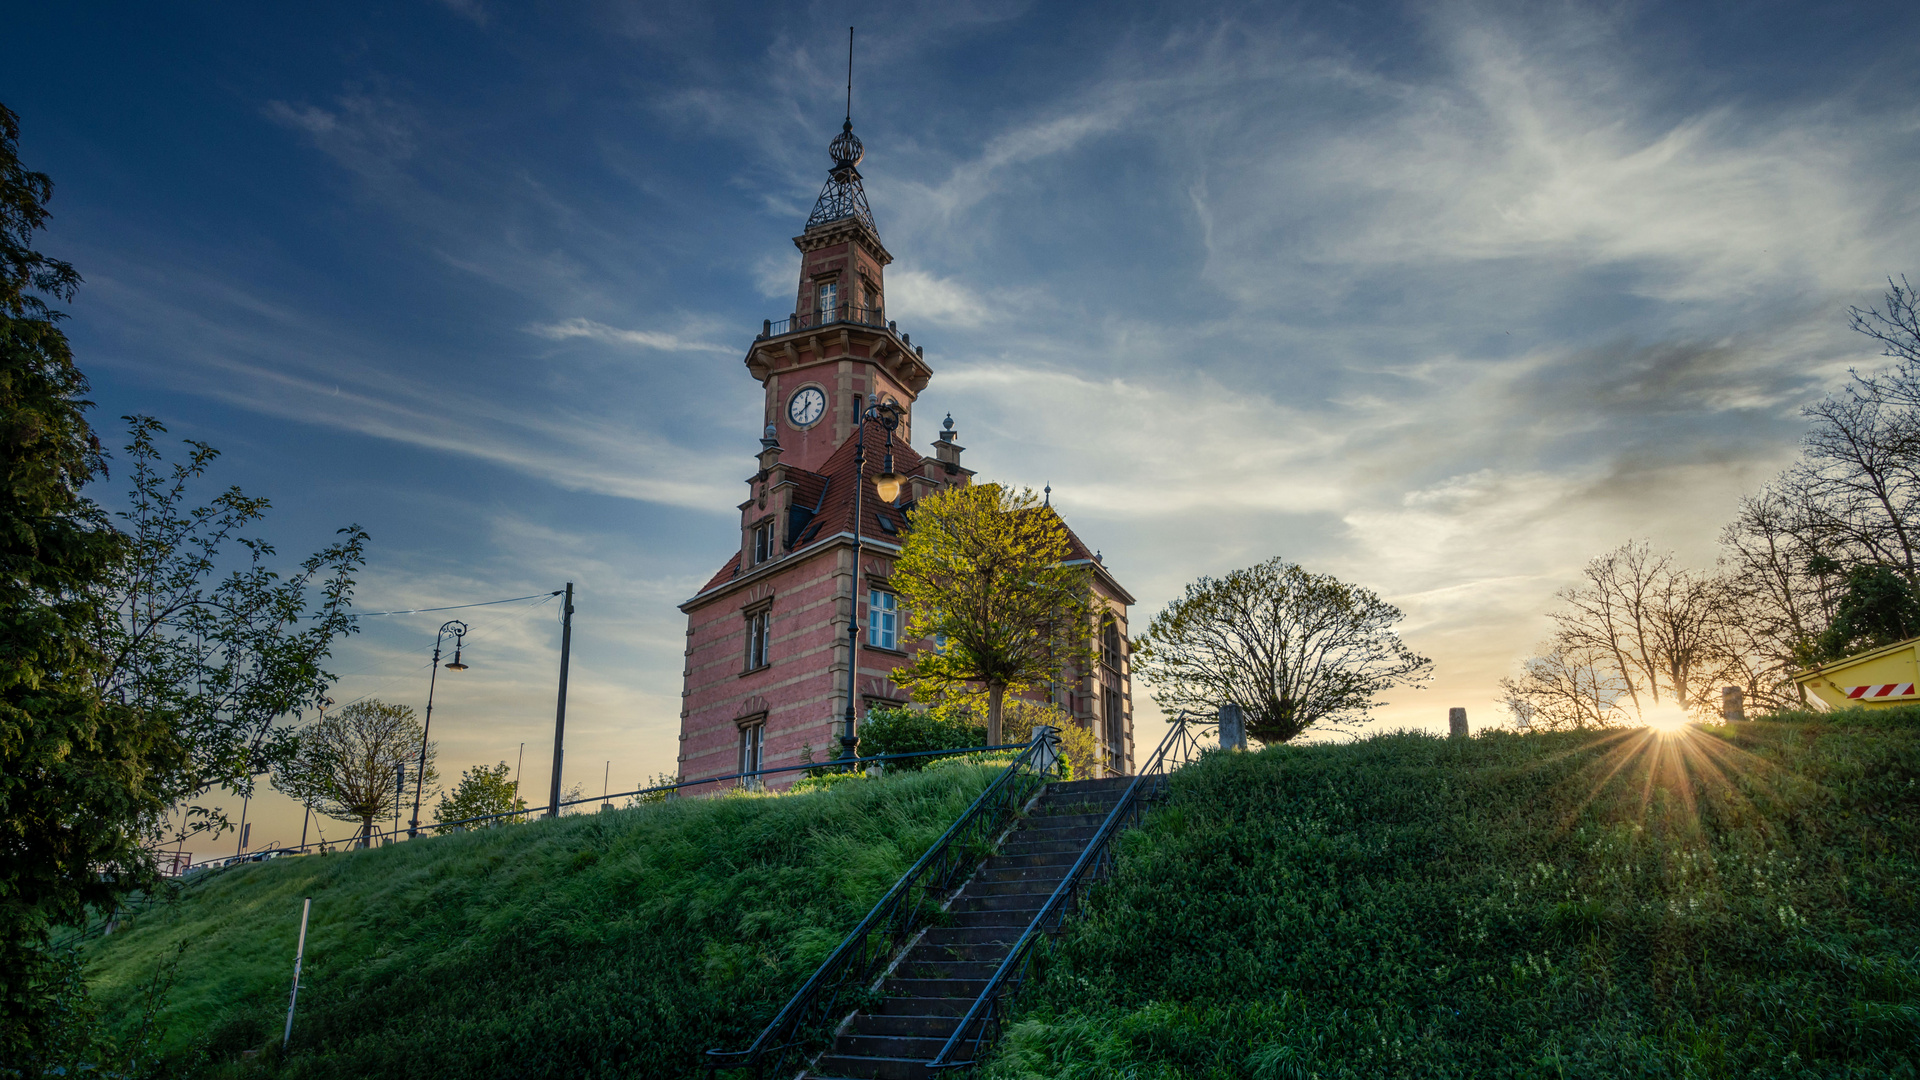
[1845,683,1916,699]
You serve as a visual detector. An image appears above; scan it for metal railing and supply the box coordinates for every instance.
[761,304,890,339]
[926,716,1211,1071]
[180,742,1039,872]
[706,731,1063,1079]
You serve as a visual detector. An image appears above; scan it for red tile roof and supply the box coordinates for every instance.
[690,429,1121,602]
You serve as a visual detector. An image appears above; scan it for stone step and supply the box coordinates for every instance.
[916,924,1024,946]
[1021,807,1121,822]
[873,995,975,1018]
[1046,776,1135,794]
[901,939,1011,964]
[1001,824,1099,846]
[888,958,1005,982]
[939,907,1044,928]
[976,850,1079,871]
[950,892,1047,913]
[845,1012,964,1040]
[809,1054,928,1080]
[960,876,1063,898]
[879,976,987,999]
[830,1033,955,1062]
[994,837,1095,858]
[971,860,1073,883]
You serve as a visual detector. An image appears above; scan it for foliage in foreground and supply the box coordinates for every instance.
[989,712,1920,1079]
[77,764,1008,1079]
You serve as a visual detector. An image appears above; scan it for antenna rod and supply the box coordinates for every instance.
[846,26,854,122]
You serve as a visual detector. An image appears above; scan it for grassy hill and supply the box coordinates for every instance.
[988,713,1920,1079]
[82,715,1920,1079]
[78,763,1010,1079]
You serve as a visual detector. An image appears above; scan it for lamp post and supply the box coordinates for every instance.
[408,619,468,838]
[840,399,908,761]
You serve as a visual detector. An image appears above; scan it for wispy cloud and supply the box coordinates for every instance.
[527,317,732,354]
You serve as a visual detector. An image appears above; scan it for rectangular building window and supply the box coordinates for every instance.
[1103,686,1126,773]
[744,607,771,671]
[817,280,837,322]
[738,721,765,790]
[868,589,897,649]
[751,521,773,564]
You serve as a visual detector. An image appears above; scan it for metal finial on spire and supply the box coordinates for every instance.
[806,28,877,233]
[1044,483,1051,506]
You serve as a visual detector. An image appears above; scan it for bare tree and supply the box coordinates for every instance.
[1499,642,1627,730]
[1511,541,1744,725]
[272,700,435,844]
[1134,558,1431,743]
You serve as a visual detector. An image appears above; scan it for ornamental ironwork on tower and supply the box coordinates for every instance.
[805,119,877,234]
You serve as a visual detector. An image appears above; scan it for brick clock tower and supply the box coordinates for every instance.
[675,116,1137,791]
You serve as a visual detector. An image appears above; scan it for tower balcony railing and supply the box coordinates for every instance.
[759,304,891,340]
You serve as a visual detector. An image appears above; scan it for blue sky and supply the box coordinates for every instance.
[10,1,1919,851]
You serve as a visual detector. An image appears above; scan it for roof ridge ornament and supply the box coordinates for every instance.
[805,27,878,234]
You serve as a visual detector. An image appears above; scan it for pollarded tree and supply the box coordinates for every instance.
[890,484,1094,746]
[1134,557,1431,743]
[272,700,435,843]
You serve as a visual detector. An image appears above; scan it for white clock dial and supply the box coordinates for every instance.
[787,387,826,427]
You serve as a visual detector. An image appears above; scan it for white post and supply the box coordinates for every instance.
[284,897,311,1050]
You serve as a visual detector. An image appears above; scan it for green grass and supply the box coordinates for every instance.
[80,764,1008,1079]
[988,713,1920,1080]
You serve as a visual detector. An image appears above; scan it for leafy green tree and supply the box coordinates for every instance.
[0,100,176,1068]
[1812,563,1920,662]
[435,761,527,830]
[273,700,434,844]
[95,417,366,835]
[1135,557,1432,743]
[890,484,1094,745]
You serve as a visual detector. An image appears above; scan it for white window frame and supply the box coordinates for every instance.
[744,607,771,671]
[751,521,773,565]
[867,589,898,650]
[817,280,838,322]
[738,721,766,790]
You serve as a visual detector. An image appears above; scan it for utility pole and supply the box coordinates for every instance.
[547,582,575,817]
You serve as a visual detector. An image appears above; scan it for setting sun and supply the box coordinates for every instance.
[1641,702,1694,735]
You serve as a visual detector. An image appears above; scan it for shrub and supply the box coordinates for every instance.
[858,704,985,770]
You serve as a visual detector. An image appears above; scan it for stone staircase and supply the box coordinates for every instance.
[807,775,1133,1080]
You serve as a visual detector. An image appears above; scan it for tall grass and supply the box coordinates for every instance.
[80,765,1007,1079]
[988,713,1920,1079]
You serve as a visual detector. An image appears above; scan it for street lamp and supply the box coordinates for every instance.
[408,619,468,838]
[840,398,905,760]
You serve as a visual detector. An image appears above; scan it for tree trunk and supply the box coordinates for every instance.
[360,816,373,848]
[987,683,1006,747]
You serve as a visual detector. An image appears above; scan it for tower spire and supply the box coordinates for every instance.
[805,27,877,234]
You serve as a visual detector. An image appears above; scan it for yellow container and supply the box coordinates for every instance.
[1793,636,1920,709]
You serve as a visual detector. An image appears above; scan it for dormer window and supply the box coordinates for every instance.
[751,522,773,565]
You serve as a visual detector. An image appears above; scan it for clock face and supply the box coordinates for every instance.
[787,386,826,427]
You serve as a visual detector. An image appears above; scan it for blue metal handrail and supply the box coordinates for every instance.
[706,731,1062,1078]
[926,716,1210,1070]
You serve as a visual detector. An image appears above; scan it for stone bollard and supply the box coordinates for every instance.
[1720,686,1746,723]
[1448,707,1468,739]
[1219,704,1248,751]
